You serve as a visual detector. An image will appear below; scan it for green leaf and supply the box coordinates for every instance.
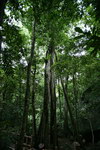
[75,27,83,33]
[74,35,85,40]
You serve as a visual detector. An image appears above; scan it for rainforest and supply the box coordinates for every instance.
[0,0,100,150]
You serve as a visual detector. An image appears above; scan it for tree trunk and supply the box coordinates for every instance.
[58,79,62,121]
[63,77,71,136]
[31,64,37,147]
[86,118,94,145]
[61,78,78,140]
[18,64,23,107]
[49,42,57,149]
[37,41,57,149]
[16,21,36,150]
[73,72,78,135]
[36,49,50,148]
[64,101,69,136]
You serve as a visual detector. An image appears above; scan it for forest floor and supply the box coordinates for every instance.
[56,137,100,150]
[9,137,100,150]
[58,137,72,150]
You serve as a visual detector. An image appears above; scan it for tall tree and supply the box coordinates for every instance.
[49,40,57,149]
[31,63,37,147]
[16,20,36,150]
[37,47,51,148]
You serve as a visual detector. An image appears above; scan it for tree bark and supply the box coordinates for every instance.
[16,20,36,150]
[37,41,57,149]
[86,118,94,145]
[58,79,62,121]
[31,64,37,147]
[36,49,50,148]
[63,77,71,136]
[61,78,78,140]
[49,42,57,149]
[73,72,78,135]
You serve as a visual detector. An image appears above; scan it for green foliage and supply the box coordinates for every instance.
[75,27,83,33]
[0,0,100,148]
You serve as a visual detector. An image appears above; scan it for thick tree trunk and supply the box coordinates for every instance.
[36,50,50,148]
[37,41,57,149]
[16,21,36,150]
[49,43,57,149]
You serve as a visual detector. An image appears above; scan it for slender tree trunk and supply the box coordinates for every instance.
[18,65,22,107]
[64,101,69,136]
[60,77,70,136]
[72,71,79,138]
[16,20,36,150]
[31,64,37,147]
[58,79,62,120]
[61,78,78,140]
[86,118,94,145]
[63,77,71,136]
